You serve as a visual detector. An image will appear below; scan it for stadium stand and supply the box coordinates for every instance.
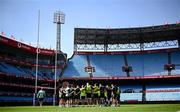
[1,23,180,105]
[120,85,142,102]
[146,85,180,101]
[171,51,180,75]
[127,52,168,76]
[89,54,125,77]
[63,51,179,77]
[121,93,142,102]
[0,35,66,105]
[61,23,180,104]
[63,55,89,77]
[0,62,25,76]
[0,62,52,80]
[0,96,53,102]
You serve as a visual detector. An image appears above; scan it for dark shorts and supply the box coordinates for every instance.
[107,95,111,100]
[69,95,73,99]
[74,95,80,99]
[60,95,65,100]
[113,94,119,100]
[38,98,44,102]
[93,93,99,99]
[64,96,70,101]
[81,96,85,100]
[100,93,105,98]
[117,95,120,101]
[86,93,92,98]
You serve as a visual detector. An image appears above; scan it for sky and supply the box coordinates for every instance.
[0,0,180,57]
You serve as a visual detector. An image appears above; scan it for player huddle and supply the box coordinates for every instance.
[58,83,121,107]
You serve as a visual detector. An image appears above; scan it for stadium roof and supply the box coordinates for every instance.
[74,23,180,44]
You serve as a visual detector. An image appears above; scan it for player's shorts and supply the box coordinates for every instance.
[60,95,65,99]
[113,94,119,100]
[74,95,80,99]
[117,95,120,101]
[69,94,73,99]
[107,95,111,100]
[38,98,44,102]
[100,93,105,98]
[86,93,92,98]
[93,93,99,99]
[81,96,85,100]
[64,95,69,101]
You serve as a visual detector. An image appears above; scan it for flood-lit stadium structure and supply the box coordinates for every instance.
[0,23,180,105]
[62,23,180,103]
[0,35,67,105]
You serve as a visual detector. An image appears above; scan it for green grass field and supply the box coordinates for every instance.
[0,104,180,112]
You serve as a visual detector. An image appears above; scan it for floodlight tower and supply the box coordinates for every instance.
[54,11,65,51]
[53,11,65,106]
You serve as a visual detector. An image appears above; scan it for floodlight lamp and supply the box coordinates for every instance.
[54,11,65,24]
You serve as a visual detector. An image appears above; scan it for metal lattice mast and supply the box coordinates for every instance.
[56,23,61,51]
[53,11,65,106]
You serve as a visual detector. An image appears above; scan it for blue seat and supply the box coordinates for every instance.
[0,62,56,80]
[89,54,125,77]
[146,85,180,101]
[121,93,142,101]
[0,96,53,102]
[0,96,32,102]
[63,51,180,77]
[120,85,142,101]
[171,51,180,75]
[63,55,89,77]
